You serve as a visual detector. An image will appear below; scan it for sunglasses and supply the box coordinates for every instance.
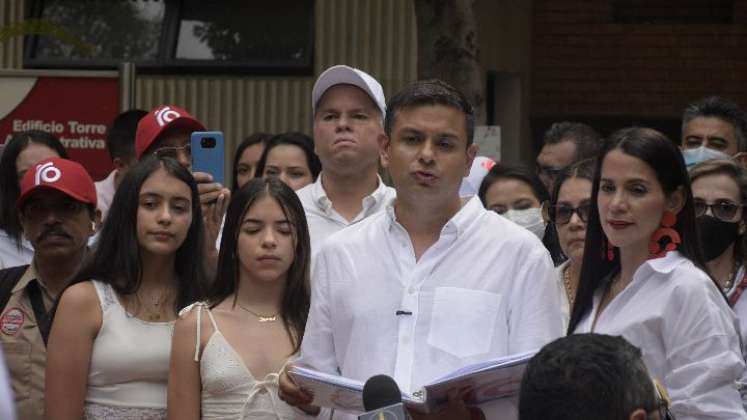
[693,199,743,222]
[153,144,191,159]
[545,202,591,225]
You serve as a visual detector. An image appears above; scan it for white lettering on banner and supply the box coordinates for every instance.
[67,121,106,135]
[59,136,106,149]
[12,119,65,133]
[155,106,180,127]
[35,161,61,185]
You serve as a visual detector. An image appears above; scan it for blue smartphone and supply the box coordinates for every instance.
[191,131,225,186]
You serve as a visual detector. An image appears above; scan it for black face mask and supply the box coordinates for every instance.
[697,215,740,261]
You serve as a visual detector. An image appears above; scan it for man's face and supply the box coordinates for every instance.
[20,190,94,261]
[148,130,192,170]
[382,104,476,205]
[681,116,739,156]
[312,84,383,173]
[536,140,577,190]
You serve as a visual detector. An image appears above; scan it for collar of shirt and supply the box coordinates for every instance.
[384,195,482,241]
[13,263,54,307]
[310,172,393,217]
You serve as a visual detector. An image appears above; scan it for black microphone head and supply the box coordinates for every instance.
[362,374,402,411]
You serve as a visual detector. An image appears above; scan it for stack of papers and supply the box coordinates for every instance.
[288,350,536,414]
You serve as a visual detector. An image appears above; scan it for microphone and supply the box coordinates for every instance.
[359,374,409,420]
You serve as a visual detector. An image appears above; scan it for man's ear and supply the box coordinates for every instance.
[92,209,102,234]
[464,143,478,177]
[380,133,391,169]
[628,408,648,420]
[19,212,30,242]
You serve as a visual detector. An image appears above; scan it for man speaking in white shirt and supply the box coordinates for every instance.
[279,79,563,420]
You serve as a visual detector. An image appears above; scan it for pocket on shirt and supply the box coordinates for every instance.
[427,287,501,359]
[2,341,31,400]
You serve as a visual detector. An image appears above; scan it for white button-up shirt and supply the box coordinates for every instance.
[295,173,396,255]
[574,251,747,420]
[94,169,117,221]
[299,196,563,420]
[0,229,32,270]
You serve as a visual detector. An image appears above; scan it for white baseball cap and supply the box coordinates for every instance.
[311,65,386,115]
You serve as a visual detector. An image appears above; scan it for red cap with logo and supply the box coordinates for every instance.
[17,157,97,209]
[135,105,206,159]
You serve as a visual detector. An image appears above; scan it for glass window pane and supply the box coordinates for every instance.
[175,0,313,67]
[32,0,165,61]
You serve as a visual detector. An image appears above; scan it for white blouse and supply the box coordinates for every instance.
[573,252,747,420]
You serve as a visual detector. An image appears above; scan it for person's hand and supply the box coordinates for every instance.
[203,189,229,249]
[192,171,226,206]
[278,366,320,416]
[409,387,483,420]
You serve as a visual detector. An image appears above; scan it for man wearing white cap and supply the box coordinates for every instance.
[296,65,396,254]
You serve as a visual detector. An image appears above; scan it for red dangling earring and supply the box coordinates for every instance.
[648,210,681,259]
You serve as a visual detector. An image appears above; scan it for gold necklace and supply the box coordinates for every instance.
[723,259,740,293]
[563,265,576,308]
[237,303,279,323]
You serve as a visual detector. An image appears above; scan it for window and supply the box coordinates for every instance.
[24,0,314,74]
[612,0,734,24]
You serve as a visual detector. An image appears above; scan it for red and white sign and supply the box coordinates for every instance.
[0,73,119,180]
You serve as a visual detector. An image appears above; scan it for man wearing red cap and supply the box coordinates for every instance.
[0,157,98,420]
[135,104,229,265]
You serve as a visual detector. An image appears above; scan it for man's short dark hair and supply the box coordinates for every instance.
[543,121,603,162]
[106,109,147,162]
[384,79,475,146]
[682,96,747,152]
[520,334,657,420]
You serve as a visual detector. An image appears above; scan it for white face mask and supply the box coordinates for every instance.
[503,208,546,240]
[681,146,731,168]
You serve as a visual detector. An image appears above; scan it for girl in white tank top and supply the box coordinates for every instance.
[168,177,311,419]
[45,157,209,419]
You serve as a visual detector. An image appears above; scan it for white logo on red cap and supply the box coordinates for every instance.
[155,106,181,127]
[35,161,61,185]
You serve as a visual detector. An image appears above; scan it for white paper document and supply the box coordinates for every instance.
[288,350,535,414]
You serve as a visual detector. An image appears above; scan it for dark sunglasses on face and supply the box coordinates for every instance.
[153,144,191,159]
[693,198,743,222]
[548,202,591,225]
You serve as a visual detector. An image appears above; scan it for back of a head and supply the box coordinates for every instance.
[519,333,656,420]
[106,109,147,162]
[543,121,603,162]
[385,79,475,145]
[682,96,747,153]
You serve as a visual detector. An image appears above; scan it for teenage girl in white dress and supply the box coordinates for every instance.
[168,177,311,420]
[45,156,208,419]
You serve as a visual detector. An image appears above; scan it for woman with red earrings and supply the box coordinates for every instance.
[568,127,747,419]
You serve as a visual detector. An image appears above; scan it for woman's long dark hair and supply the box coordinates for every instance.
[68,156,207,314]
[0,130,67,246]
[567,127,716,334]
[208,177,311,353]
[254,132,322,182]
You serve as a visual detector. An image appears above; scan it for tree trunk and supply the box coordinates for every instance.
[413,0,484,124]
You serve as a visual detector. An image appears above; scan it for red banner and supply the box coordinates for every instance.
[0,75,119,181]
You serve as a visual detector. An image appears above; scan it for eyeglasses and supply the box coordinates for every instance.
[23,198,87,221]
[153,144,191,159]
[545,203,591,225]
[693,199,743,222]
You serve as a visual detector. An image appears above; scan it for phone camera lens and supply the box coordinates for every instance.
[201,137,216,148]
